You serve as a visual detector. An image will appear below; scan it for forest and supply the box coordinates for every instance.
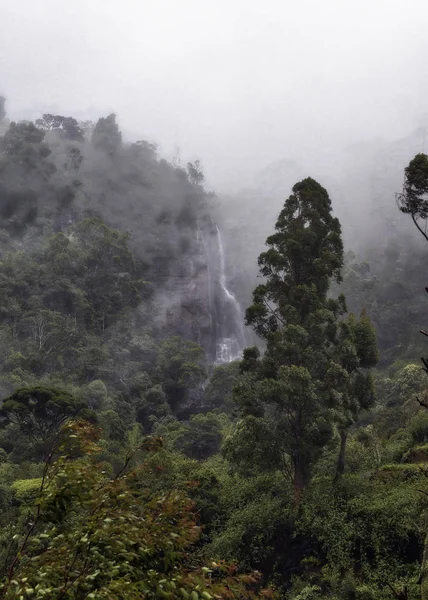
[1,97,428,600]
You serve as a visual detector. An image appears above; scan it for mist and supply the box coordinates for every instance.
[1,0,428,365]
[2,0,428,191]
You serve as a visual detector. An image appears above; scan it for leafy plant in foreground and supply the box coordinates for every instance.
[1,420,275,600]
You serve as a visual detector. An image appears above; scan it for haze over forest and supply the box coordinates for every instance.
[2,2,428,599]
[3,0,428,190]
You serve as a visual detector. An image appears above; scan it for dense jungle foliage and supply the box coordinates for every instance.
[2,101,428,599]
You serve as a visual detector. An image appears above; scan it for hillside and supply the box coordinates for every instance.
[2,105,428,600]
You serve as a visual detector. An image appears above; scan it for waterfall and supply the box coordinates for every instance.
[214,225,245,364]
[217,224,238,305]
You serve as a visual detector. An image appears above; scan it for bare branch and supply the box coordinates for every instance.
[386,582,408,600]
[412,213,428,243]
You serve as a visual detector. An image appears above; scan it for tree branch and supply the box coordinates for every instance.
[386,582,408,600]
[411,213,428,243]
[1,440,58,596]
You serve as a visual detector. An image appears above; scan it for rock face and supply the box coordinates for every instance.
[150,129,428,362]
[151,214,245,363]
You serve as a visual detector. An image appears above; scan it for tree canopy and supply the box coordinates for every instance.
[0,386,90,445]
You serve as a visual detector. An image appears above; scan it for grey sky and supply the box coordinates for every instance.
[1,0,428,189]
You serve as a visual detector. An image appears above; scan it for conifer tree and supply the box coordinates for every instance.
[226,178,378,503]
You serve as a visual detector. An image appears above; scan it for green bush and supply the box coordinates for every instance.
[11,478,42,504]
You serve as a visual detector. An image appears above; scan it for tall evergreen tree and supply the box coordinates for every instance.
[246,177,343,338]
[225,178,377,504]
[397,153,428,376]
[397,152,428,242]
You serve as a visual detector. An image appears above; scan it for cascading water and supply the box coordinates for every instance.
[214,225,245,364]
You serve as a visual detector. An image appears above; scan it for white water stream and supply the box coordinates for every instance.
[215,225,245,363]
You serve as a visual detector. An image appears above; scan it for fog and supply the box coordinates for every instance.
[2,0,428,190]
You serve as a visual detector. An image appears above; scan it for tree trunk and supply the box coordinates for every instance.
[293,456,307,511]
[334,428,348,482]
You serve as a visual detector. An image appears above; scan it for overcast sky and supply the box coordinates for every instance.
[1,0,428,189]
